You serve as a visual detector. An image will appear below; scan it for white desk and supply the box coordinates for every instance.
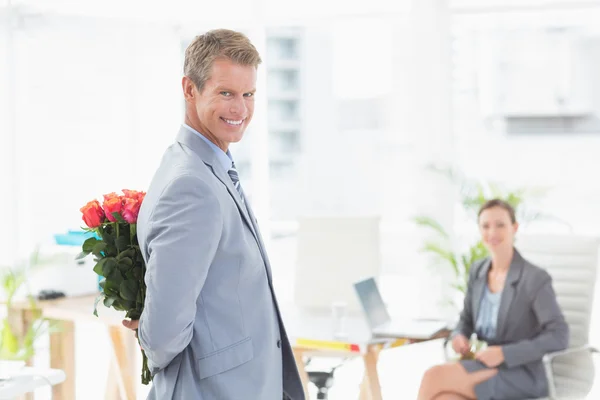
[0,367,66,399]
[281,305,449,400]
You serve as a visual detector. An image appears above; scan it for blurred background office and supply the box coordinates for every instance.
[1,0,600,398]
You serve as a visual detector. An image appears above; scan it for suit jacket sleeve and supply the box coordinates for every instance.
[452,260,481,339]
[502,273,570,368]
[138,175,222,372]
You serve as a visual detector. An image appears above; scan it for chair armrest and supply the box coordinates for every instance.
[542,345,599,399]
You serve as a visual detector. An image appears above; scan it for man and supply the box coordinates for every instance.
[122,29,305,400]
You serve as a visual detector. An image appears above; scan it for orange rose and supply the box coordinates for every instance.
[122,189,144,201]
[103,192,121,202]
[80,199,105,228]
[122,197,142,224]
[103,196,123,222]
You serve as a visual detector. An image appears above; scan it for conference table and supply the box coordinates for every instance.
[9,295,449,400]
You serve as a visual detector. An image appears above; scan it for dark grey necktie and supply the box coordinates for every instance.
[227,161,245,205]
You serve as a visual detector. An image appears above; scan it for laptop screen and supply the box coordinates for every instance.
[353,277,391,329]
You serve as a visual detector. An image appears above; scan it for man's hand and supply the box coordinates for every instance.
[122,319,139,338]
[475,346,505,367]
[451,334,470,355]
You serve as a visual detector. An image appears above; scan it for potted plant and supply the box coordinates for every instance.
[414,165,564,310]
[0,250,56,361]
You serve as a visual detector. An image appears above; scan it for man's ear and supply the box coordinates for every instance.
[182,76,196,103]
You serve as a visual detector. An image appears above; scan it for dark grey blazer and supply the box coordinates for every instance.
[453,249,569,398]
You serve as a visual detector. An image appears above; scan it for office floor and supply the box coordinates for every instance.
[26,305,600,400]
[25,235,600,399]
[307,339,600,400]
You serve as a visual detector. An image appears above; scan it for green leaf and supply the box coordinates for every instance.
[118,258,133,268]
[126,309,141,320]
[120,280,139,301]
[132,267,142,280]
[451,282,467,294]
[122,300,136,310]
[102,231,115,245]
[421,242,459,277]
[82,237,99,253]
[112,300,125,311]
[112,213,126,223]
[124,270,136,280]
[93,294,105,317]
[115,236,128,252]
[92,242,107,257]
[75,251,88,260]
[413,216,449,239]
[103,296,116,308]
[103,280,121,297]
[107,268,123,284]
[93,259,106,277]
[117,248,136,260]
[103,258,117,278]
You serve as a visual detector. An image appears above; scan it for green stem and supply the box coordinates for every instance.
[130,223,136,245]
[141,348,151,384]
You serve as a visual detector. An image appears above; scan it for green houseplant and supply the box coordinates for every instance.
[414,165,559,307]
[0,250,55,361]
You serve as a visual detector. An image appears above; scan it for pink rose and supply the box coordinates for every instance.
[122,190,145,202]
[122,197,142,224]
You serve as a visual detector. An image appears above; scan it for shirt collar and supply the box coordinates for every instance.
[182,123,233,172]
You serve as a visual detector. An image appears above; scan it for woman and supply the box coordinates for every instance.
[417,199,569,400]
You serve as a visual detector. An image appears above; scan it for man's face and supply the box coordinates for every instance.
[184,58,257,151]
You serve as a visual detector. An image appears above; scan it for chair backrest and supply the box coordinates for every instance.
[516,234,599,348]
[516,234,599,398]
[293,215,381,312]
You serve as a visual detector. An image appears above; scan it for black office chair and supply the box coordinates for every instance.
[305,358,349,399]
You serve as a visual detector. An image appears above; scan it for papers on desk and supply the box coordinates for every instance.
[0,367,66,399]
[372,319,449,340]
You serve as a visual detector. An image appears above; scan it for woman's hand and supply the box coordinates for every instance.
[475,346,505,367]
[451,334,470,355]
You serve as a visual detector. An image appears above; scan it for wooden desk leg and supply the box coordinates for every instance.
[49,320,76,400]
[293,349,310,399]
[358,374,370,400]
[105,360,120,400]
[10,309,37,400]
[107,326,136,400]
[362,346,382,400]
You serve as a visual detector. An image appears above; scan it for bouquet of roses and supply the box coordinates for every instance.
[77,189,152,384]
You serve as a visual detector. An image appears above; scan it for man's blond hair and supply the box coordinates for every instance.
[184,29,262,92]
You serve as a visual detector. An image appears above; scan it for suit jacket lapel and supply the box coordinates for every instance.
[244,203,273,283]
[211,166,259,240]
[496,249,525,338]
[472,258,491,326]
[175,127,259,242]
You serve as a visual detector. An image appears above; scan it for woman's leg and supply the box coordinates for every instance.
[417,363,498,400]
[432,393,469,400]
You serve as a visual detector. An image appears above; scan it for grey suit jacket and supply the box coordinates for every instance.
[136,127,305,400]
[453,249,569,386]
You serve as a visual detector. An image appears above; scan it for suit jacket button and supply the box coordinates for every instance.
[277,339,281,348]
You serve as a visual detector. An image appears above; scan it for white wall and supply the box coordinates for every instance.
[0,11,17,266]
[452,7,600,236]
[7,14,182,258]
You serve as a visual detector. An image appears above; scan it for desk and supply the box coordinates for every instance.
[282,306,449,400]
[0,367,66,399]
[10,296,448,400]
[9,295,137,400]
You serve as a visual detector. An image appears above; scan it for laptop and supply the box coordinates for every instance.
[353,277,449,339]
